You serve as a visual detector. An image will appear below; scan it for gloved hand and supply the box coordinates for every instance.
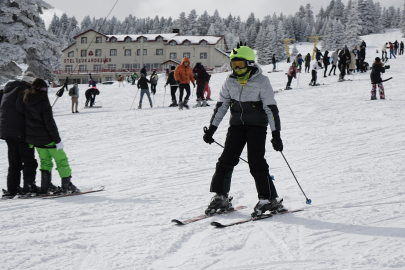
[193,82,196,88]
[56,141,64,151]
[271,131,283,152]
[203,125,218,144]
[176,81,180,85]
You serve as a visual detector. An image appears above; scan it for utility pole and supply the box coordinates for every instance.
[282,39,295,63]
[307,36,323,60]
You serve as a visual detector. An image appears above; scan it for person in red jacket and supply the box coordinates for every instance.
[388,42,396,59]
[285,61,297,90]
[174,57,195,110]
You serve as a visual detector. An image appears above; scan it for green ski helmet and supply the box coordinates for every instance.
[230,42,256,62]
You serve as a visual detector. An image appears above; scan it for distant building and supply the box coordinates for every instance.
[55,29,230,84]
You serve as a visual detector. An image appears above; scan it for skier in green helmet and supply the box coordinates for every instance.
[203,42,287,218]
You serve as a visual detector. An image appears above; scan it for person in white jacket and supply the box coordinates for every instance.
[309,60,323,86]
[382,43,388,62]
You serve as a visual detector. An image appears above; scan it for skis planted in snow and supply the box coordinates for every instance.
[210,209,303,228]
[41,186,105,199]
[172,206,247,225]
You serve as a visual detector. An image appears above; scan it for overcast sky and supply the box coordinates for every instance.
[42,0,402,27]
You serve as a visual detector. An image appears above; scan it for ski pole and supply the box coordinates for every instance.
[130,88,139,110]
[163,86,167,107]
[280,151,312,205]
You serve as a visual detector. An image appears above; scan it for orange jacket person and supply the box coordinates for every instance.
[174,57,195,110]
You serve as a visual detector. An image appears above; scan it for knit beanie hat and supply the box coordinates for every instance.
[21,71,36,84]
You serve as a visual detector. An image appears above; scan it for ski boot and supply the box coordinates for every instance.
[1,189,17,200]
[22,179,40,197]
[251,198,287,218]
[285,86,292,90]
[193,100,202,108]
[61,176,80,194]
[178,101,183,110]
[169,100,178,107]
[149,100,153,108]
[205,193,234,215]
[40,170,58,194]
[183,98,190,109]
[202,99,209,107]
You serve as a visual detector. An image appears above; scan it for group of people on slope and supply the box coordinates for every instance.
[0,72,79,198]
[381,40,403,61]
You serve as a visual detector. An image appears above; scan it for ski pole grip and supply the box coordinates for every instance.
[203,126,208,133]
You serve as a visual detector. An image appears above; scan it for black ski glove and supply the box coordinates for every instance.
[203,125,217,144]
[271,130,283,152]
[193,82,196,88]
[176,81,180,85]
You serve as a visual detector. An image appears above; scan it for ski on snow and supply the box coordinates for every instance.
[42,186,105,199]
[172,205,247,225]
[211,209,303,228]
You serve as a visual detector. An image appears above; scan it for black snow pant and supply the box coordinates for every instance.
[85,93,95,107]
[179,84,191,102]
[311,70,317,85]
[329,65,336,75]
[210,125,278,200]
[286,76,293,88]
[170,85,178,101]
[400,48,404,55]
[5,137,38,194]
[305,64,310,73]
[196,84,205,100]
[339,63,346,80]
[324,65,329,77]
[151,84,157,95]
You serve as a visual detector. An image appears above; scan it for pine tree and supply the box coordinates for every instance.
[255,26,265,65]
[262,24,276,65]
[81,15,91,31]
[175,12,188,35]
[317,7,326,20]
[304,4,314,26]
[297,6,306,19]
[197,11,210,35]
[59,13,69,35]
[331,0,345,21]
[324,0,335,18]
[342,0,352,25]
[361,0,375,35]
[291,43,299,61]
[344,8,362,49]
[186,9,199,35]
[246,12,255,29]
[207,24,217,35]
[391,8,400,29]
[276,21,287,61]
[48,13,60,35]
[374,2,382,33]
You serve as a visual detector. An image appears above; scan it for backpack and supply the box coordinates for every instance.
[151,75,158,84]
[200,69,210,83]
[68,87,76,96]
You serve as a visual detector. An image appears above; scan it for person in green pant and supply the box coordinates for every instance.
[20,78,79,194]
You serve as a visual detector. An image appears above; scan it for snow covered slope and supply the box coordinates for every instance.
[1,30,405,270]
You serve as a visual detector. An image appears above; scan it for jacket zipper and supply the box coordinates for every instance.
[239,84,245,125]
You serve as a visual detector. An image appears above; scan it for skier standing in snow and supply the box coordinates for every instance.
[286,61,297,90]
[388,42,396,59]
[381,43,388,62]
[203,42,286,217]
[360,40,367,58]
[370,57,387,100]
[349,50,356,74]
[193,62,209,107]
[150,70,159,95]
[309,60,322,86]
[20,78,79,194]
[315,49,323,61]
[329,49,338,76]
[296,54,304,72]
[117,74,125,87]
[70,83,79,113]
[140,65,147,77]
[323,51,330,78]
[394,40,399,55]
[304,53,311,73]
[338,46,351,81]
[137,74,153,109]
[174,57,195,110]
[352,45,360,73]
[0,72,39,197]
[400,41,404,55]
[272,54,276,71]
[164,66,178,107]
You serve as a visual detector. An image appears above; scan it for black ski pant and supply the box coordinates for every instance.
[151,84,157,95]
[5,137,38,193]
[196,84,205,99]
[324,65,329,77]
[170,85,178,101]
[400,48,404,55]
[311,70,317,85]
[286,76,293,88]
[179,84,190,102]
[85,93,95,107]
[329,65,336,75]
[210,125,278,200]
[339,63,346,80]
[305,65,310,73]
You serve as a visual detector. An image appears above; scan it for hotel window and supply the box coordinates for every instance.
[79,65,87,71]
[107,64,116,69]
[106,77,112,81]
[170,41,176,46]
[110,38,117,43]
[125,38,131,43]
[96,37,102,43]
[201,41,207,47]
[133,64,140,68]
[170,53,177,59]
[65,65,73,72]
[143,49,147,55]
[81,50,87,57]
[110,49,117,56]
[200,53,207,59]
[137,49,141,56]
[93,65,102,71]
[95,49,102,56]
[125,49,131,56]
[184,41,190,46]
[183,53,190,58]
[156,49,163,55]
[81,37,87,44]
[157,37,163,42]
[68,51,74,57]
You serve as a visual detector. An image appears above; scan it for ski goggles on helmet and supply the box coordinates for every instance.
[230,59,248,70]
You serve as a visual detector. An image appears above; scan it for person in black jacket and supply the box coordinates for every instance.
[360,41,366,72]
[370,57,386,100]
[394,40,399,55]
[400,41,404,55]
[20,78,79,194]
[140,65,147,77]
[272,54,276,71]
[85,87,100,107]
[304,53,311,73]
[0,72,39,197]
[137,74,152,109]
[323,51,330,77]
[338,46,351,81]
[164,66,178,107]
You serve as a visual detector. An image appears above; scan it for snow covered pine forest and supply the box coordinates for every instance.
[1,0,405,269]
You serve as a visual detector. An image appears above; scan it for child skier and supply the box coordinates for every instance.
[370,57,386,100]
[286,61,297,90]
[202,42,286,217]
[309,60,323,86]
[117,74,125,87]
[150,70,159,95]
[20,78,79,194]
[137,74,153,109]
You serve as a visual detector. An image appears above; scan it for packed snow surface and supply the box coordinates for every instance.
[1,30,405,270]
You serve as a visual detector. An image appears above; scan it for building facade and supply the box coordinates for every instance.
[55,29,230,84]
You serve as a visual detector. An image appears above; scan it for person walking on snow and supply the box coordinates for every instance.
[388,42,396,59]
[193,62,209,107]
[304,53,311,73]
[315,49,323,61]
[69,83,79,113]
[117,74,125,87]
[296,54,304,72]
[150,70,159,95]
[382,43,388,61]
[20,78,79,194]
[0,72,39,198]
[174,57,195,110]
[400,41,404,55]
[309,60,323,86]
[164,66,178,107]
[131,72,138,85]
[140,65,147,77]
[394,40,399,55]
[285,61,297,90]
[338,46,351,81]
[202,42,287,217]
[323,51,330,77]
[329,49,338,76]
[370,57,387,100]
[137,74,153,109]
[272,54,276,71]
[352,45,360,73]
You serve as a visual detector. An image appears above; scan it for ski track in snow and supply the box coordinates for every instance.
[1,30,405,269]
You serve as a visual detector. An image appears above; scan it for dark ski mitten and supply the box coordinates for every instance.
[203,125,217,144]
[271,130,283,152]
